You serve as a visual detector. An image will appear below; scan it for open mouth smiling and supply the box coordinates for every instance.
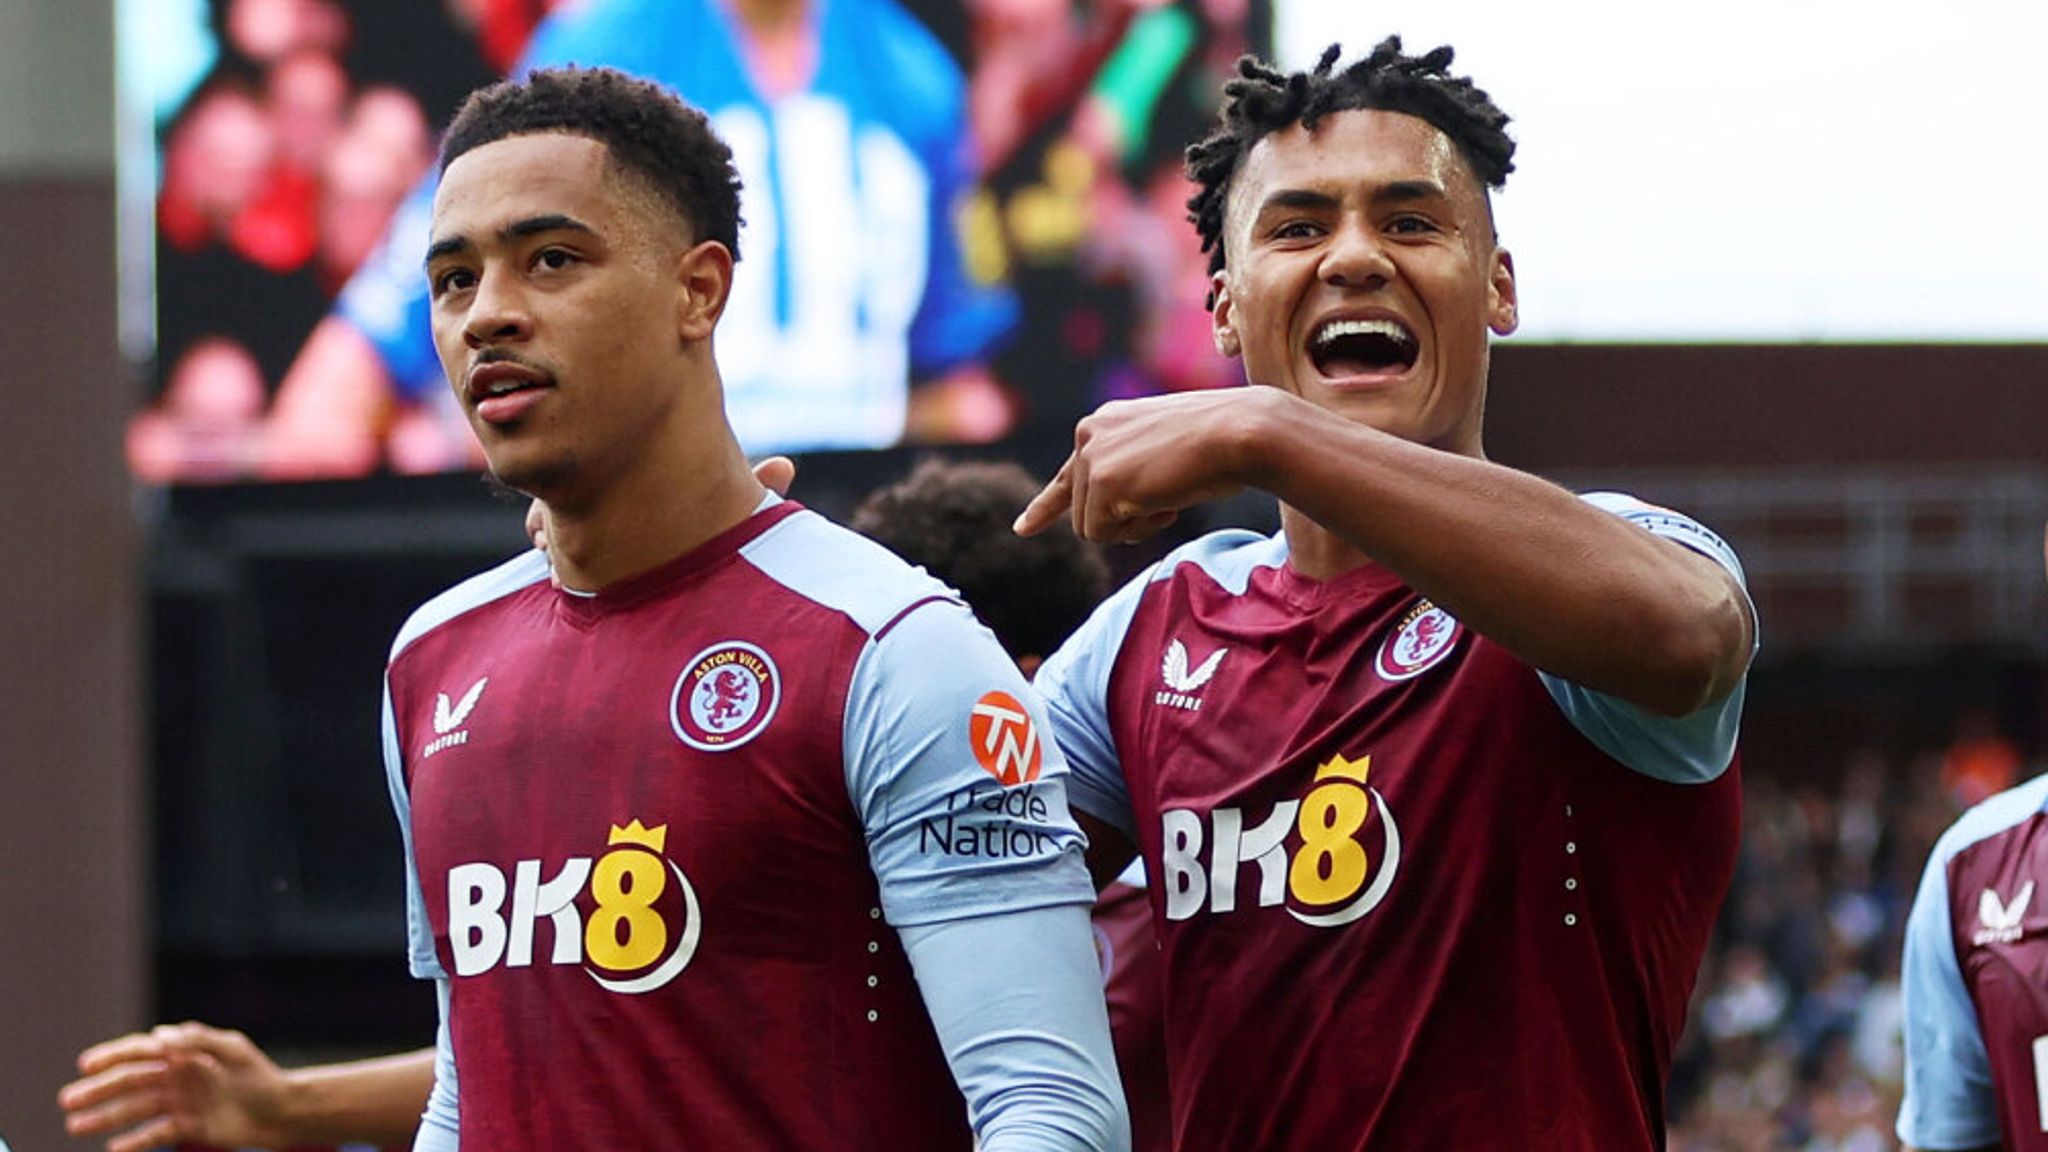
[1309,317,1418,378]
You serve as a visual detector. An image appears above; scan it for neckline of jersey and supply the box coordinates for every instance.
[1265,551,1409,612]
[551,499,805,625]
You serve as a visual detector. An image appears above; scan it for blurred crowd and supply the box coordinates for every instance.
[1668,715,2034,1151]
[128,0,1261,483]
[129,0,478,482]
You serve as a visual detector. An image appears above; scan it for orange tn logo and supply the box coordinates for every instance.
[970,691,1043,787]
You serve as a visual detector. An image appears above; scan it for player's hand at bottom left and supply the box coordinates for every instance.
[57,1022,294,1152]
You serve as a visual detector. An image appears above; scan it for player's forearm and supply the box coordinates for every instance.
[902,907,1130,1152]
[276,1049,435,1146]
[1241,395,1751,715]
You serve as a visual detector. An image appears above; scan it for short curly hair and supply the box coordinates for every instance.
[853,459,1112,664]
[440,66,743,259]
[1186,37,1515,293]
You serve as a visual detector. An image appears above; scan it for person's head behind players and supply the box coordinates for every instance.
[424,67,746,501]
[1185,38,1520,457]
[854,458,1111,676]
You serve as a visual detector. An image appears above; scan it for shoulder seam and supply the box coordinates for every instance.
[391,552,550,664]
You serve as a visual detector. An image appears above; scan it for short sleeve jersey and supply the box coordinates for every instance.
[1035,493,1748,1152]
[383,500,1093,1149]
[338,0,1016,452]
[1899,773,2048,1151]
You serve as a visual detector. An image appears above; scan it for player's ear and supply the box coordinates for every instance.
[1488,248,1518,336]
[675,239,734,343]
[1211,272,1242,359]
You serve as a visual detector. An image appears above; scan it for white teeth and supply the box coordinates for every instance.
[486,379,524,396]
[1313,318,1414,348]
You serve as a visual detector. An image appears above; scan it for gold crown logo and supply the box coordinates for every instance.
[607,819,669,854]
[1313,752,1371,786]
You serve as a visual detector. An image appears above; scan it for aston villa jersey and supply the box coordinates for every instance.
[1038,494,1747,1151]
[1900,773,2048,1151]
[383,499,1093,1149]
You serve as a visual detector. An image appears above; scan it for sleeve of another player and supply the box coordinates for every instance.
[409,979,461,1152]
[1539,493,1756,783]
[382,684,447,980]
[1033,572,1152,839]
[1896,827,2000,1150]
[900,907,1129,1152]
[845,598,1096,924]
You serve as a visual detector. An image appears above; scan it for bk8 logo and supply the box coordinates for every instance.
[446,819,702,994]
[1160,753,1402,928]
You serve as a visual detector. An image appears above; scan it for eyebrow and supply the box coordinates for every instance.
[1372,179,1449,207]
[1253,179,1449,219]
[423,214,597,270]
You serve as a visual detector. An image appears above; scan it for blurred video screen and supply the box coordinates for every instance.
[118,0,1273,485]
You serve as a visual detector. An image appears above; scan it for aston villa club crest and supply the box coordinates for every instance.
[1375,601,1462,681]
[671,641,780,751]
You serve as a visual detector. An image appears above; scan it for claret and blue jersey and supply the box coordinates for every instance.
[1035,491,1753,1151]
[382,498,1098,1148]
[1900,772,2048,1151]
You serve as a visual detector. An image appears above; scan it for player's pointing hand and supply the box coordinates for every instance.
[1017,391,1270,544]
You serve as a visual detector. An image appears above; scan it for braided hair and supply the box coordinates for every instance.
[1185,37,1515,296]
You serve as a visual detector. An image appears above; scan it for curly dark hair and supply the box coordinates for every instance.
[440,66,743,259]
[1185,37,1515,293]
[853,458,1112,664]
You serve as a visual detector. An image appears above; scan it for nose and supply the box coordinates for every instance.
[463,266,533,350]
[1320,218,1393,290]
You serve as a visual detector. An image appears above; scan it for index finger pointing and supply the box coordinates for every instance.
[1014,460,1075,537]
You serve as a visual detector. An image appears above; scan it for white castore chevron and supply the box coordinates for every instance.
[1161,639,1226,694]
[1981,880,2034,933]
[434,677,489,735]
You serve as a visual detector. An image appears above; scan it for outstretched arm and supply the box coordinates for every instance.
[902,906,1129,1152]
[1019,388,1752,717]
[846,600,1128,1150]
[58,1023,431,1152]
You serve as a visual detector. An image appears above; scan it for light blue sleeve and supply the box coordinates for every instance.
[900,906,1129,1152]
[845,599,1096,926]
[382,683,446,980]
[1032,569,1154,839]
[412,979,461,1152]
[1538,492,1756,784]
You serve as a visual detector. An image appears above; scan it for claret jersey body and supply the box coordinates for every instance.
[1037,493,1749,1151]
[384,498,1094,1149]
